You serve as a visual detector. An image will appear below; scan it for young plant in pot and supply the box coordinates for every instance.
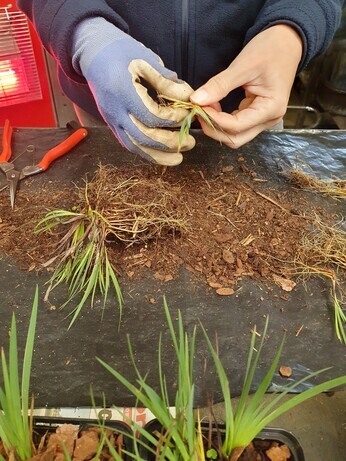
[98,301,346,461]
[0,287,38,461]
[0,288,131,461]
[202,316,346,461]
[97,298,205,461]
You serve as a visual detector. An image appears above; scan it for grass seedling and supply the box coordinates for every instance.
[158,95,225,152]
[97,297,203,461]
[202,317,346,461]
[0,287,38,461]
[36,187,123,330]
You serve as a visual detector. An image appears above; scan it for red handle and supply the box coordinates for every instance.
[0,119,13,162]
[38,128,88,171]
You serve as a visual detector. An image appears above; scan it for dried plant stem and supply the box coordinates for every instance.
[288,169,346,199]
[292,214,346,343]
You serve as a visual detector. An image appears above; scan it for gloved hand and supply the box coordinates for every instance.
[72,17,195,166]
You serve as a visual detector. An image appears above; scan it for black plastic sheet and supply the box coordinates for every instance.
[0,127,345,407]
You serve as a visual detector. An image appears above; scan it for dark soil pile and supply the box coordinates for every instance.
[0,162,335,295]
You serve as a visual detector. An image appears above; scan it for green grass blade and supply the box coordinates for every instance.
[0,287,38,460]
[21,286,38,450]
[235,332,286,434]
[8,316,25,451]
[201,324,234,453]
[250,375,346,441]
[334,293,346,344]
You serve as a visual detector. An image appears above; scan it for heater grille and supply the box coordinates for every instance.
[0,5,42,107]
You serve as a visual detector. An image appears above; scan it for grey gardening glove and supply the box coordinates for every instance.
[72,17,195,166]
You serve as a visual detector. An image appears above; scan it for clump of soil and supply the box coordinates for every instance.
[0,162,338,295]
[28,423,125,461]
[239,440,291,461]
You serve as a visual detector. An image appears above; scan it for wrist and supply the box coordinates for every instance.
[72,17,129,75]
[267,24,303,66]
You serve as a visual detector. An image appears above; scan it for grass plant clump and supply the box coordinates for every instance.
[97,298,204,461]
[36,166,188,329]
[203,316,346,461]
[0,287,38,461]
[297,215,345,270]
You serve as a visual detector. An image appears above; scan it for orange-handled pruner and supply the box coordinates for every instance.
[0,120,88,209]
[0,119,12,163]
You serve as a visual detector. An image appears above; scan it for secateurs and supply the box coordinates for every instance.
[0,119,88,208]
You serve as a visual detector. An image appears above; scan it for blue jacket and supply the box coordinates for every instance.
[18,0,344,118]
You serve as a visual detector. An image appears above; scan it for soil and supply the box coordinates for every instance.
[0,161,339,298]
[0,423,127,461]
[146,422,295,461]
[0,423,292,461]
[237,440,291,461]
[230,440,292,461]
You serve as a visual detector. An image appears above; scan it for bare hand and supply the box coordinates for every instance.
[190,25,303,148]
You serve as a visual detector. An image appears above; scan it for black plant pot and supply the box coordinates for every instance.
[33,416,134,461]
[138,418,305,461]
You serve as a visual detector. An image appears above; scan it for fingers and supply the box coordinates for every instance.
[128,136,184,166]
[190,64,246,106]
[141,60,193,102]
[113,124,184,166]
[198,110,281,149]
[130,115,195,152]
[129,60,193,126]
[202,95,285,136]
[110,115,195,166]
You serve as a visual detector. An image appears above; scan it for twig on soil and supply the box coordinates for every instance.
[240,234,255,246]
[211,192,231,203]
[198,170,211,190]
[235,191,242,207]
[295,325,304,337]
[207,210,239,230]
[250,189,290,213]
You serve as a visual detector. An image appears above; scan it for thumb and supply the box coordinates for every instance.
[190,65,245,106]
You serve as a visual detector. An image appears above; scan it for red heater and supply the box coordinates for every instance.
[0,2,56,126]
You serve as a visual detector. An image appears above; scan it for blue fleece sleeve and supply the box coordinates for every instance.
[17,0,129,83]
[245,0,344,70]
